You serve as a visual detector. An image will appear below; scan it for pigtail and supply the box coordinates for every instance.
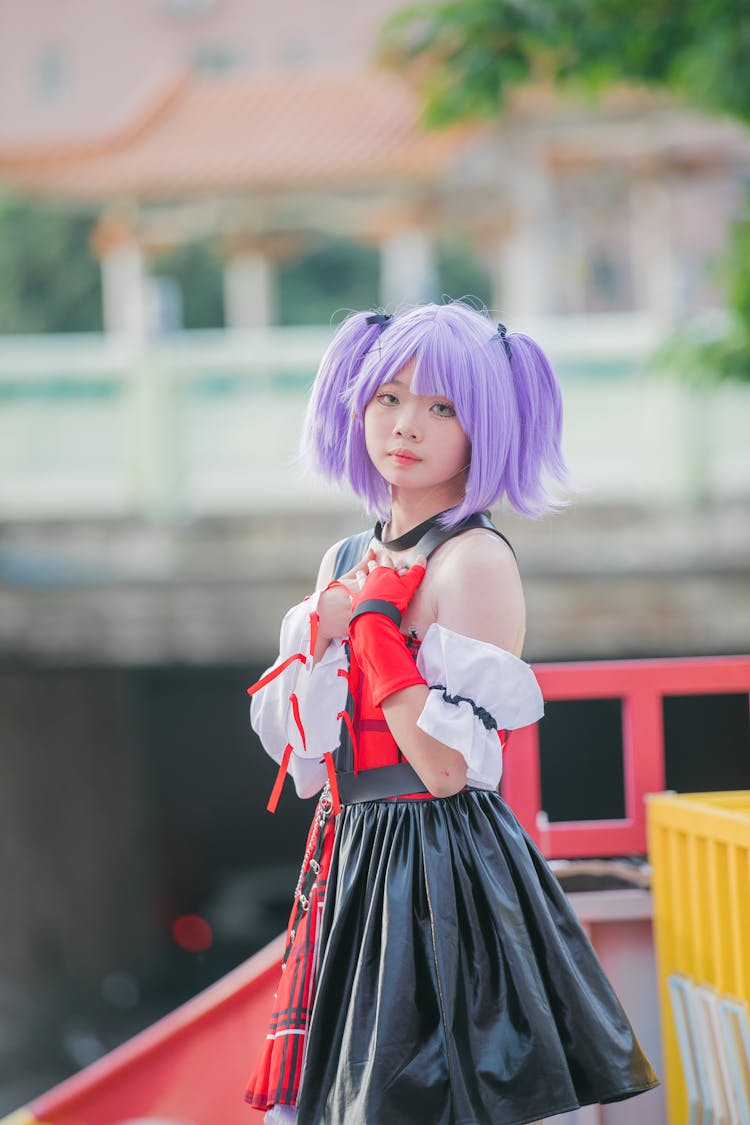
[300,311,387,483]
[502,332,570,516]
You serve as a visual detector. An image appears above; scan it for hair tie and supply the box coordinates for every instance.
[365,312,392,329]
[492,322,512,360]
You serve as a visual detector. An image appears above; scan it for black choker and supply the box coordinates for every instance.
[373,511,511,562]
[374,512,450,552]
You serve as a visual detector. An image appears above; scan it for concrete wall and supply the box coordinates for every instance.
[1,502,748,667]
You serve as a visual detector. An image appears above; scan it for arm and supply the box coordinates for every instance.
[351,535,532,798]
[249,537,377,798]
[381,685,467,798]
[248,539,351,798]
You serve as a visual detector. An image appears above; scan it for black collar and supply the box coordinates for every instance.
[374,511,513,560]
[374,511,449,552]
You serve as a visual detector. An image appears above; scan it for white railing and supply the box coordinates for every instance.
[1,318,748,520]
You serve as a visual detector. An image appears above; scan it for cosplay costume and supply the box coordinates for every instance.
[245,514,658,1125]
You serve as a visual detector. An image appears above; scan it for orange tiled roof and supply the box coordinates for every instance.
[0,71,476,199]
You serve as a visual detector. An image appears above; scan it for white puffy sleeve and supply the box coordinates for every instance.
[415,623,544,790]
[249,591,348,798]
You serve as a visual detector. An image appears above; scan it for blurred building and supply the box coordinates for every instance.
[1,0,749,335]
[0,0,748,652]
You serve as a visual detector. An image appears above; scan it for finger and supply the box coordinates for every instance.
[401,563,426,598]
[355,570,366,589]
[360,547,377,570]
[341,547,377,581]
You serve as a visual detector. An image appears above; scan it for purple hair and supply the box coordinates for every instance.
[301,301,568,527]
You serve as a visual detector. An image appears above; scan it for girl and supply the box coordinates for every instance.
[244,302,658,1125]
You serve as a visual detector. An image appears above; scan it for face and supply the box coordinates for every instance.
[363,364,469,505]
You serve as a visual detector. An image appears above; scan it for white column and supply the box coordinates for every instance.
[100,242,150,342]
[489,150,554,321]
[629,176,680,322]
[379,226,437,307]
[223,251,276,328]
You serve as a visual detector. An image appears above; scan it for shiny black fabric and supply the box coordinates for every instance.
[295,789,658,1125]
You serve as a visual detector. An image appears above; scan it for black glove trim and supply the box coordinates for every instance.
[349,599,403,628]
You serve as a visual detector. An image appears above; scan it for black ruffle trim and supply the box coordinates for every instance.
[428,685,498,731]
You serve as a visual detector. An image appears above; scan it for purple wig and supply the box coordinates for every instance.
[301,301,568,527]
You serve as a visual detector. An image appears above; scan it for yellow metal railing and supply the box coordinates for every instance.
[648,790,750,1123]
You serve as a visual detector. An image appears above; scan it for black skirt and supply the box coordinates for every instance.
[295,789,659,1125]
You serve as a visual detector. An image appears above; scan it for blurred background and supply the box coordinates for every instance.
[0,0,749,1111]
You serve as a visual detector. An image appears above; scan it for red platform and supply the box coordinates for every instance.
[19,936,284,1125]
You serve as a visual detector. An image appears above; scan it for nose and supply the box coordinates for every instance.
[393,404,420,441]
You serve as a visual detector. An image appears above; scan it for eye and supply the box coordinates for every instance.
[431,401,456,418]
[376,392,399,406]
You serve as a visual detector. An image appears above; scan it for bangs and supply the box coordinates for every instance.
[350,306,483,429]
[409,331,478,425]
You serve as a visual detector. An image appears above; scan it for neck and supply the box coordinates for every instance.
[387,485,465,540]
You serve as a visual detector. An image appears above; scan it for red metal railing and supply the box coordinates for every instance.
[502,655,750,858]
[14,936,284,1125]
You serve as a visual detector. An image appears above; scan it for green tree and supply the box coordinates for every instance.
[0,192,102,333]
[383,0,750,127]
[383,0,750,379]
[279,240,380,325]
[0,194,227,335]
[152,240,225,330]
[437,236,492,309]
[278,236,492,323]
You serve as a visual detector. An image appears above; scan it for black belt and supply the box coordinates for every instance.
[337,762,428,804]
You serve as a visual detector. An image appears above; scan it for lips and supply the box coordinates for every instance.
[389,449,421,465]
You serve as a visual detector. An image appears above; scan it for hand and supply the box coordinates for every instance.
[350,555,427,618]
[316,549,376,640]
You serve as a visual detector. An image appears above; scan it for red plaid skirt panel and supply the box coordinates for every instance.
[244,795,335,1112]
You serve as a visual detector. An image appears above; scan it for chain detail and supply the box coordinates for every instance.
[292,783,333,909]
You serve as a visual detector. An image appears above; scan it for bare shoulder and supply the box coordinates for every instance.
[436,527,518,575]
[431,529,526,653]
[315,532,375,590]
[315,538,347,591]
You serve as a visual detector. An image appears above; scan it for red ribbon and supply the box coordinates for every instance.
[337,709,360,776]
[267,743,294,813]
[246,653,306,696]
[309,611,320,659]
[289,693,307,752]
[323,752,342,815]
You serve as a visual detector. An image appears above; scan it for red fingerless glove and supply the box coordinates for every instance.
[348,564,427,707]
[349,562,426,621]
